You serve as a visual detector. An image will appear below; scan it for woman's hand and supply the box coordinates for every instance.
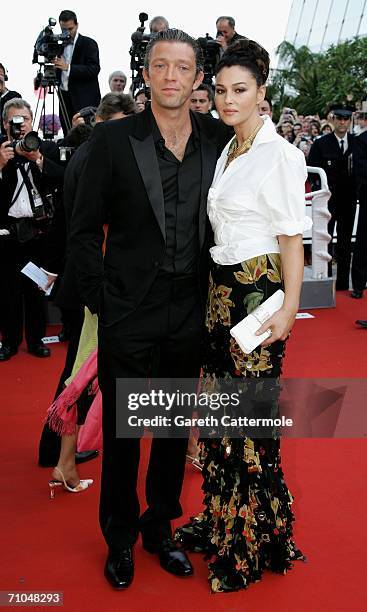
[255,306,297,347]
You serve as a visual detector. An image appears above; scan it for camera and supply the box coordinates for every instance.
[197,34,221,86]
[7,117,41,154]
[78,106,97,127]
[33,18,72,63]
[130,12,156,96]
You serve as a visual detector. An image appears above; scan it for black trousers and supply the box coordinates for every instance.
[0,235,47,349]
[328,195,357,289]
[98,275,202,550]
[352,185,367,292]
[58,89,74,137]
[38,307,85,466]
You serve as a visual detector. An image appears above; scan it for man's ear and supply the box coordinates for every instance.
[192,70,204,91]
[142,68,150,87]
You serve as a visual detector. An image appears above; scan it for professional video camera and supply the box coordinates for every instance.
[33,18,72,64]
[197,34,221,86]
[130,12,156,96]
[7,116,41,154]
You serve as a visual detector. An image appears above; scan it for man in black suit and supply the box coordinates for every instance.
[308,105,357,290]
[0,63,21,135]
[52,10,101,135]
[351,110,367,300]
[0,98,64,361]
[70,29,230,589]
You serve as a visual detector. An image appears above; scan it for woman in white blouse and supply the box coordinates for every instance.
[175,39,309,593]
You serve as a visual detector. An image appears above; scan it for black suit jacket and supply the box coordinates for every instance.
[70,108,230,327]
[58,34,101,113]
[308,132,356,198]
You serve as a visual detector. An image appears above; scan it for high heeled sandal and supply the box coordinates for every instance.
[49,466,93,499]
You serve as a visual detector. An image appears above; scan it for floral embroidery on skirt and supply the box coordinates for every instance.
[175,254,305,593]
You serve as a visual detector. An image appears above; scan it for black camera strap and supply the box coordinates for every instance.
[11,162,38,214]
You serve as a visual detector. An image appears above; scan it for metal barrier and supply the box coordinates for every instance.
[305,166,332,280]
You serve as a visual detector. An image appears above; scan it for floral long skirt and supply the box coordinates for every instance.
[175,253,305,593]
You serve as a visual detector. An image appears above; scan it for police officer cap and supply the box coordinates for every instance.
[329,103,354,118]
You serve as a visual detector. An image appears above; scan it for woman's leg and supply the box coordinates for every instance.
[51,428,80,487]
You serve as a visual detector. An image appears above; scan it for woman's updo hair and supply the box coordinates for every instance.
[215,38,270,86]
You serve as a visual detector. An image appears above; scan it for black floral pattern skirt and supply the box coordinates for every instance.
[175,253,305,593]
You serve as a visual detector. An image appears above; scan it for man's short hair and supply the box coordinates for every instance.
[149,16,169,33]
[96,93,135,120]
[264,97,273,111]
[195,83,214,104]
[59,10,77,24]
[108,70,127,85]
[216,16,236,28]
[2,98,33,122]
[144,29,204,74]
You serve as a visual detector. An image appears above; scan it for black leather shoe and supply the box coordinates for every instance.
[351,290,363,299]
[0,345,18,361]
[28,343,51,357]
[356,319,367,328]
[104,548,134,589]
[143,537,193,577]
[75,450,99,464]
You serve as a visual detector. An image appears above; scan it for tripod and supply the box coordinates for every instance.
[33,62,71,138]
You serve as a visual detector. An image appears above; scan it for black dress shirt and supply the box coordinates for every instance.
[149,109,202,277]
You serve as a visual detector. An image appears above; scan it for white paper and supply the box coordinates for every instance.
[296,312,315,319]
[42,335,60,344]
[21,261,54,296]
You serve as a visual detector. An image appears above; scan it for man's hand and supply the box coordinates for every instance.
[52,57,69,71]
[39,270,58,293]
[0,141,14,170]
[216,34,227,50]
[72,112,85,127]
[17,149,43,166]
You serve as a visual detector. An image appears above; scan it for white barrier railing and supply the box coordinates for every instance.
[305,166,332,280]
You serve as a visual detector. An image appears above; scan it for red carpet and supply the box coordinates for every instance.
[0,291,366,611]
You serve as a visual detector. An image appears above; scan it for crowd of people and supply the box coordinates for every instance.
[1,9,366,597]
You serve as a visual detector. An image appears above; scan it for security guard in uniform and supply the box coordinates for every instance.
[308,104,356,290]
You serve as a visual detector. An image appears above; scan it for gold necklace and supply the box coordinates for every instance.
[225,120,263,169]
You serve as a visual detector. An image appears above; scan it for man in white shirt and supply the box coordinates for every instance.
[52,10,101,136]
[0,99,64,360]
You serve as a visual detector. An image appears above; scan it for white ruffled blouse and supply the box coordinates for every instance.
[208,115,312,265]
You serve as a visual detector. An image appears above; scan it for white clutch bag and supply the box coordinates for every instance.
[230,289,285,354]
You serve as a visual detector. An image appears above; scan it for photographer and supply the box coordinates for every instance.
[0,99,65,361]
[52,10,101,135]
[215,16,245,51]
[0,63,21,135]
[149,16,169,33]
